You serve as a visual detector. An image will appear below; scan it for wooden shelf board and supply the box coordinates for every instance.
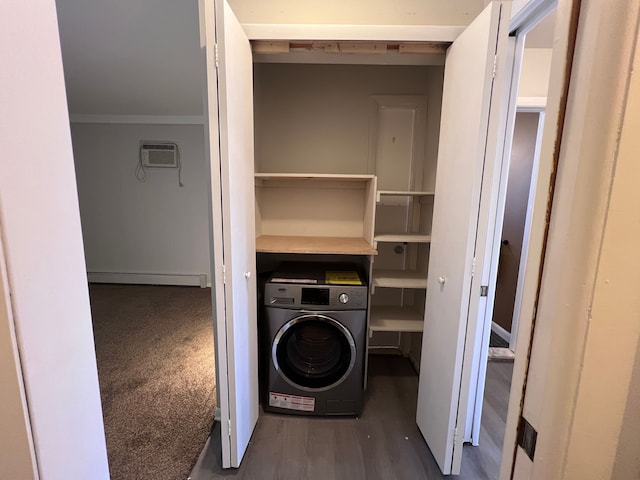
[256,235,377,255]
[377,190,435,196]
[370,306,424,332]
[256,173,375,182]
[372,269,427,289]
[374,233,431,243]
[376,190,435,203]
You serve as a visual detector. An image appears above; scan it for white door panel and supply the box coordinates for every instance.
[201,0,259,468]
[416,2,503,475]
[218,0,259,467]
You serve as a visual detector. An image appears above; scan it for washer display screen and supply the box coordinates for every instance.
[301,287,330,306]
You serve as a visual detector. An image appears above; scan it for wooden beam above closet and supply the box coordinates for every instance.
[251,40,448,55]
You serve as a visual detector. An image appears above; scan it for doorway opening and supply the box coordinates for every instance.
[53,0,218,478]
[196,0,564,476]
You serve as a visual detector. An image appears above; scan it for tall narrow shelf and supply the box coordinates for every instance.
[369,189,433,341]
[255,173,378,255]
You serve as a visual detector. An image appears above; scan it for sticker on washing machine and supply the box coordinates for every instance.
[269,392,315,412]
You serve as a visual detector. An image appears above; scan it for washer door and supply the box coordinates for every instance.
[272,313,356,392]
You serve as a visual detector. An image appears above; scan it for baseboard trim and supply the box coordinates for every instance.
[88,272,208,288]
[491,321,512,343]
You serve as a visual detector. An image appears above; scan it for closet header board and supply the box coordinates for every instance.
[255,173,377,255]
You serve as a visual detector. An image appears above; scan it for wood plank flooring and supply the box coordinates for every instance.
[190,357,513,480]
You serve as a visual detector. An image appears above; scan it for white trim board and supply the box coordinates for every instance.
[69,114,205,125]
[517,96,547,109]
[87,272,208,288]
[510,0,557,33]
[241,23,465,42]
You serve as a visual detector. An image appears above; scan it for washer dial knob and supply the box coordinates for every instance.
[338,293,349,304]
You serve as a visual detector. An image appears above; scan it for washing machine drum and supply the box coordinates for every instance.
[273,314,356,392]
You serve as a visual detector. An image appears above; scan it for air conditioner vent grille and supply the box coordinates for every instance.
[142,143,176,151]
[141,141,179,168]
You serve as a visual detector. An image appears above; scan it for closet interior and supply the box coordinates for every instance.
[252,45,447,378]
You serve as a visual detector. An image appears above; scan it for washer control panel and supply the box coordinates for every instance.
[265,283,367,310]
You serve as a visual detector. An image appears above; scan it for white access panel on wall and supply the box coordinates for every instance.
[200,0,259,469]
[416,2,504,475]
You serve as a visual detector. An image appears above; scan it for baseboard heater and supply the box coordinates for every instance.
[87,272,208,288]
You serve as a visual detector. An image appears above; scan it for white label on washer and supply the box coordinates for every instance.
[269,392,315,412]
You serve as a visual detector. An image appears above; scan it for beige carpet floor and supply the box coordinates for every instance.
[89,284,216,480]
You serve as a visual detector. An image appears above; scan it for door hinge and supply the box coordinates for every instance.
[453,427,459,443]
[471,257,477,276]
[222,264,226,284]
[228,419,232,438]
[517,416,537,461]
[480,285,489,297]
[214,43,220,69]
[492,54,497,79]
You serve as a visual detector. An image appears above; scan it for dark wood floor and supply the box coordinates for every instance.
[190,356,513,480]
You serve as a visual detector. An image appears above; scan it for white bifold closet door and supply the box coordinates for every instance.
[201,0,259,469]
[416,1,504,475]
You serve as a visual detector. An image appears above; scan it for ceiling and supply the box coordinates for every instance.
[55,0,204,116]
[54,0,552,117]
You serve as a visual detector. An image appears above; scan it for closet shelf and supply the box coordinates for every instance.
[369,306,425,333]
[256,173,376,184]
[374,233,431,243]
[376,190,435,203]
[256,235,377,255]
[372,269,428,289]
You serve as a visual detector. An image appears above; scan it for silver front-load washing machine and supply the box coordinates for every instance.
[263,264,367,416]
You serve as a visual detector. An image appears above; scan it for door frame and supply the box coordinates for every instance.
[467,0,557,458]
[498,0,582,478]
[204,0,556,472]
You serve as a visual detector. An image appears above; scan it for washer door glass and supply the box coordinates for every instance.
[273,314,356,391]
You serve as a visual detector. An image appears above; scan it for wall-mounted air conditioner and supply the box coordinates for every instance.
[140,142,179,168]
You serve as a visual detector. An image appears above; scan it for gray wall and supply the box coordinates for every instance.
[254,63,444,183]
[493,112,539,333]
[71,123,211,281]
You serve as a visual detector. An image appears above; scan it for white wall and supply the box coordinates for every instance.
[0,0,109,478]
[503,0,640,478]
[229,0,485,26]
[254,63,443,186]
[71,123,211,281]
[560,10,640,476]
[520,48,553,99]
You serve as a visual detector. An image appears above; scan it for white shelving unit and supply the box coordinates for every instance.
[369,189,432,338]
